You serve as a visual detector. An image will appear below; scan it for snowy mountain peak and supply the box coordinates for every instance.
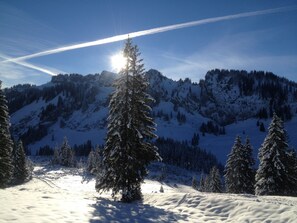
[4,69,297,160]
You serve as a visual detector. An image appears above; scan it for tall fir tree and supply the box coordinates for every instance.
[96,38,160,202]
[0,82,13,188]
[255,113,295,196]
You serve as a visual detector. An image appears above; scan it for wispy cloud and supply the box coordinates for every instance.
[0,2,64,85]
[0,55,61,76]
[2,5,296,63]
[0,54,64,89]
[159,31,297,82]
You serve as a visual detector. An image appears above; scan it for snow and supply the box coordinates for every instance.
[8,71,297,167]
[1,160,297,223]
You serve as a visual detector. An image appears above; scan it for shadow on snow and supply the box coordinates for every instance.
[89,197,184,223]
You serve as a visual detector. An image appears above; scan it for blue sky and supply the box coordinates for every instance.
[0,0,297,87]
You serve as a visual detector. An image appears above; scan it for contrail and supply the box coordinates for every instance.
[2,5,296,63]
[14,60,58,76]
[0,55,60,76]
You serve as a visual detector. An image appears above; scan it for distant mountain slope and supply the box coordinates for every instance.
[4,69,297,162]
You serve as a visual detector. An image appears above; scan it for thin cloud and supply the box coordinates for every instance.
[2,5,296,63]
[160,42,297,83]
[0,55,61,76]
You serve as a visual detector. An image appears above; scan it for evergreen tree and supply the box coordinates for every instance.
[225,136,255,194]
[255,113,294,196]
[204,175,210,192]
[0,82,13,188]
[52,146,60,165]
[87,150,96,173]
[159,185,164,193]
[96,39,160,202]
[259,122,265,132]
[12,140,31,185]
[199,174,205,192]
[192,176,198,190]
[209,166,222,193]
[286,149,297,196]
[242,137,255,194]
[59,137,76,167]
[191,133,199,147]
[224,136,245,193]
[87,146,102,174]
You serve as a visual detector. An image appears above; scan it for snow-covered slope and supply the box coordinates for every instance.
[4,69,297,164]
[1,160,296,223]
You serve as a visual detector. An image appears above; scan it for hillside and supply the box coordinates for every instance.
[4,69,297,164]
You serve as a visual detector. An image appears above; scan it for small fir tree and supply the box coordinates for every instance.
[58,137,76,167]
[96,39,160,202]
[255,113,294,196]
[203,175,210,192]
[259,122,265,132]
[242,137,255,194]
[224,136,244,193]
[192,176,198,190]
[224,136,255,194]
[159,185,164,193]
[12,140,31,185]
[87,146,102,174]
[286,149,297,196]
[199,174,205,192]
[0,82,13,188]
[209,166,222,193]
[87,150,96,173]
[52,146,60,165]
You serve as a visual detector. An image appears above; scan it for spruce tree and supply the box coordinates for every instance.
[209,166,222,193]
[225,136,255,194]
[224,136,244,193]
[286,149,297,196]
[242,137,255,194]
[255,113,294,196]
[52,146,60,165]
[87,150,96,173]
[0,82,13,188]
[199,174,205,192]
[12,140,30,184]
[59,137,75,167]
[96,39,160,202]
[87,146,102,174]
[192,176,198,190]
[203,174,210,192]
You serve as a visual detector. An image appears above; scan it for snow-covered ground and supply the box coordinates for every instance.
[1,160,297,223]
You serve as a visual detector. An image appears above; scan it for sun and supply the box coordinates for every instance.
[110,52,126,72]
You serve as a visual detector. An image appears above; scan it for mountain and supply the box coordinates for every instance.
[4,69,297,163]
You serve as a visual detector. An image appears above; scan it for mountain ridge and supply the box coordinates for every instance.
[4,68,297,162]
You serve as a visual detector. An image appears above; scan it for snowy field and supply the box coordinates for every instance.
[1,160,297,223]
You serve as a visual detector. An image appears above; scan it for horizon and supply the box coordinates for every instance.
[1,0,297,87]
[4,67,296,89]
